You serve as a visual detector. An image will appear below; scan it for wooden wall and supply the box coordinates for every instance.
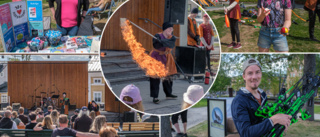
[105,85,130,113]
[101,0,180,51]
[7,62,88,109]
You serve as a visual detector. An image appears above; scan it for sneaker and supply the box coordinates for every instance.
[153,98,160,104]
[175,133,184,137]
[166,94,178,99]
[310,38,320,42]
[233,43,242,49]
[227,42,235,48]
[184,133,188,137]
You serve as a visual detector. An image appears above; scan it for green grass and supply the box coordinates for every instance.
[192,99,207,108]
[0,0,12,5]
[187,120,320,137]
[315,105,320,114]
[210,8,320,52]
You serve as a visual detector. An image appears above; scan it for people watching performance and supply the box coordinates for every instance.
[18,107,28,125]
[33,115,56,131]
[45,106,53,116]
[88,100,100,116]
[36,111,44,123]
[89,115,107,134]
[52,114,98,137]
[120,84,144,112]
[74,106,93,132]
[0,110,17,129]
[11,111,24,127]
[25,112,38,129]
[99,126,118,137]
[71,109,80,128]
[89,111,96,120]
[50,110,60,127]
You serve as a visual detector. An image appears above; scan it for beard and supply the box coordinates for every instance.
[250,82,259,90]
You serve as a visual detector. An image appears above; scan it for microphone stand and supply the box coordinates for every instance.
[34,84,42,107]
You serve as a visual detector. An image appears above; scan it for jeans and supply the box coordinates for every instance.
[56,24,79,36]
[86,7,103,15]
[257,26,288,51]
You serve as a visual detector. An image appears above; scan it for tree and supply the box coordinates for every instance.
[302,54,317,121]
[161,116,172,137]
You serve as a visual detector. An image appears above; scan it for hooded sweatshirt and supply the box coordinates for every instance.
[0,118,13,129]
[231,87,274,137]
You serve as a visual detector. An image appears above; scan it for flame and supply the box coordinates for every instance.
[121,20,168,78]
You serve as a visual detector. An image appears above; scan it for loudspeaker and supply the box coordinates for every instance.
[164,0,186,24]
[175,46,206,75]
[123,111,135,122]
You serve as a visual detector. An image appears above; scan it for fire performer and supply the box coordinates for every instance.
[150,22,178,104]
[60,92,70,115]
[304,0,320,42]
[187,8,200,47]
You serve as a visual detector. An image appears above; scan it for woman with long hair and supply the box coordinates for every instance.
[89,115,107,134]
[99,126,118,137]
[89,111,96,120]
[50,110,59,127]
[11,111,24,126]
[120,84,144,112]
[33,116,56,131]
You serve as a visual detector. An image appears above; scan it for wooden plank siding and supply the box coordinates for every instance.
[7,61,88,109]
[104,84,131,113]
[100,0,180,51]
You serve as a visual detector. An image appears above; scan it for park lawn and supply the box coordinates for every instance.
[209,7,320,52]
[315,105,320,114]
[192,99,207,108]
[187,120,320,137]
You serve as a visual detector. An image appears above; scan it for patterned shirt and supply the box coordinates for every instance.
[257,0,292,28]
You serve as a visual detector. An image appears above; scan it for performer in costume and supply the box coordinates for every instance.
[225,0,242,49]
[60,92,69,115]
[150,22,178,104]
[199,14,215,75]
[88,100,100,116]
[304,0,320,42]
[187,8,200,47]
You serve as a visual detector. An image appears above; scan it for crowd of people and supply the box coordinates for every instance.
[0,106,118,137]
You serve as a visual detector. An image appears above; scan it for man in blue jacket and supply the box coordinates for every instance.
[231,58,292,137]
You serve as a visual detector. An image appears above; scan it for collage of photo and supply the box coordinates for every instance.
[0,0,319,137]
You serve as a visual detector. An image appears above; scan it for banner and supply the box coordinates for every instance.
[27,0,43,21]
[3,28,15,52]
[207,99,226,137]
[29,21,43,37]
[13,22,29,46]
[10,1,28,26]
[0,4,13,33]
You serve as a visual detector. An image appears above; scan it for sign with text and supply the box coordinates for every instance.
[10,1,28,26]
[3,28,15,52]
[207,99,226,137]
[27,0,43,21]
[13,22,29,46]
[29,21,43,37]
[0,4,13,33]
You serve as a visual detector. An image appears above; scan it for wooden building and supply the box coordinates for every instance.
[7,61,88,109]
[101,0,189,51]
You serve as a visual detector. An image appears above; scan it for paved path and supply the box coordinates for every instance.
[110,79,212,115]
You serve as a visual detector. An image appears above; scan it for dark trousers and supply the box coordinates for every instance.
[229,18,240,42]
[171,110,188,124]
[206,49,211,72]
[150,77,172,98]
[308,7,320,38]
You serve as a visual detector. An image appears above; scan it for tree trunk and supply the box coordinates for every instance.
[161,116,172,137]
[303,54,316,121]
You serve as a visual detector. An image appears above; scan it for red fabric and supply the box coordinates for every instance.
[227,0,241,20]
[61,0,78,28]
[199,24,214,50]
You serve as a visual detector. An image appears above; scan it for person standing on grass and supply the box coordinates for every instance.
[225,0,242,49]
[304,0,320,42]
[256,0,292,52]
[231,58,292,137]
[48,0,89,36]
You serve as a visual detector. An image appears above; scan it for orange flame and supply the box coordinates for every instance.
[121,20,168,78]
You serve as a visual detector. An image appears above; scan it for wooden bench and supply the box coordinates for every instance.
[107,122,159,131]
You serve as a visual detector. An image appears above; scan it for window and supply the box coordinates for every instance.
[0,72,3,77]
[1,94,7,103]
[93,78,102,84]
[93,91,102,103]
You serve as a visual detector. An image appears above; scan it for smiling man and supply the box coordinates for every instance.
[231,58,292,137]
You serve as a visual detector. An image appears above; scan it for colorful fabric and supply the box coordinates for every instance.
[227,0,241,19]
[199,23,214,50]
[258,0,292,28]
[187,17,199,46]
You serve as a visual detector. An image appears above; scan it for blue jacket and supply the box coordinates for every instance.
[231,87,274,137]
